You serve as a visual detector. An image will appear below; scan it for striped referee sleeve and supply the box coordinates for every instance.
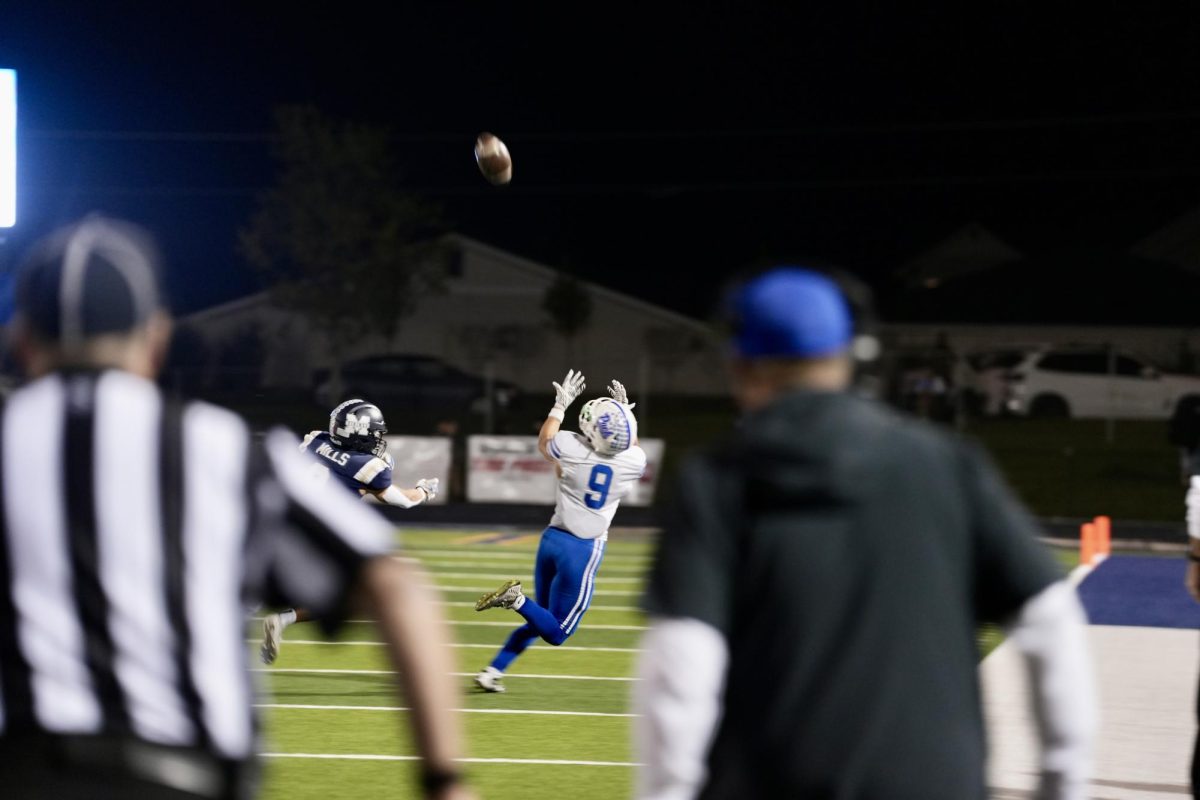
[0,391,34,734]
[259,428,395,632]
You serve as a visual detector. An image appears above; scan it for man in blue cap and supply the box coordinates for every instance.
[632,267,1096,800]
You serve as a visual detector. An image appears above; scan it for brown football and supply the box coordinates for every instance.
[474,132,513,185]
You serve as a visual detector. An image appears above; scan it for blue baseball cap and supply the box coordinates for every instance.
[727,267,853,358]
[15,214,165,346]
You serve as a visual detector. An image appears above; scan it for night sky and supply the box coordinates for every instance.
[4,4,1200,322]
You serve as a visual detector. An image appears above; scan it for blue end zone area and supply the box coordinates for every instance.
[1077,555,1200,629]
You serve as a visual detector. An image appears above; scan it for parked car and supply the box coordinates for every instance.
[313,355,520,416]
[1004,346,1200,419]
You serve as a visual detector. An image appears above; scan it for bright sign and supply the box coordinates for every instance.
[0,69,14,228]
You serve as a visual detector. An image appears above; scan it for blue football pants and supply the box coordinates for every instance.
[489,526,606,672]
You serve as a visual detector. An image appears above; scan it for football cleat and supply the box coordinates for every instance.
[261,613,283,665]
[475,666,506,693]
[475,579,523,611]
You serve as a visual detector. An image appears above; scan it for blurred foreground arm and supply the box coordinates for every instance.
[1006,580,1096,800]
[635,457,737,800]
[361,556,477,800]
[633,617,728,800]
[1185,476,1200,601]
[965,441,1096,800]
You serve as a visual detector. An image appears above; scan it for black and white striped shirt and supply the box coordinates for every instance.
[0,369,394,760]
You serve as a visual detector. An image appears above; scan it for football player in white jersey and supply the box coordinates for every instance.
[473,369,646,692]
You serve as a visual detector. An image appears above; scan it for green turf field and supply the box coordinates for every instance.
[255,528,1083,799]
[257,528,651,799]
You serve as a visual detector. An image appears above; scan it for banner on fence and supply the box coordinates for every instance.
[378,435,452,505]
[467,435,664,506]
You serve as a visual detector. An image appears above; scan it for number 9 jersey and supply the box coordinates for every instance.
[546,430,646,539]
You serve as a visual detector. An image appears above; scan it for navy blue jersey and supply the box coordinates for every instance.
[300,430,394,495]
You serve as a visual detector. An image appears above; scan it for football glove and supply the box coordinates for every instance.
[550,369,586,420]
[607,379,636,409]
[416,477,440,502]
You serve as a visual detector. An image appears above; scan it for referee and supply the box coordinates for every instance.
[633,267,1096,800]
[0,215,476,800]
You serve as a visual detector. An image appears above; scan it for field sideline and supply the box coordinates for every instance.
[255,528,1078,799]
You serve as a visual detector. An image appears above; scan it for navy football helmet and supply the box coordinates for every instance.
[329,399,388,457]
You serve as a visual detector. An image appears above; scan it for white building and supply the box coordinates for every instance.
[180,234,729,397]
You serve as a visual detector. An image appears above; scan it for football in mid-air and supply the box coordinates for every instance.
[474,132,512,185]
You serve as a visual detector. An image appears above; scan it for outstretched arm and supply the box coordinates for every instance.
[538,368,586,462]
[371,478,440,508]
[537,416,563,463]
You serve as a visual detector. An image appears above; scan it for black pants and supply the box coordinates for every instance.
[0,735,256,800]
[1194,665,1200,800]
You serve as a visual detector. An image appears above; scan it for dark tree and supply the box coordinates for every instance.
[542,273,593,362]
[239,105,446,398]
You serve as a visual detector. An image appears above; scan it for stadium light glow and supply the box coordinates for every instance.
[0,69,14,228]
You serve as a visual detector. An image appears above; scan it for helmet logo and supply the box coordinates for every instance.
[338,412,372,438]
[580,398,634,455]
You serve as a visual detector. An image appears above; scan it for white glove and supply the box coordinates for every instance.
[416,477,439,502]
[549,369,586,421]
[607,379,636,409]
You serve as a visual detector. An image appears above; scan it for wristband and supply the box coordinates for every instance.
[420,766,462,795]
[1188,552,1200,563]
[547,406,565,422]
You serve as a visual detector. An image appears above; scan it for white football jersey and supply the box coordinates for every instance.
[548,430,646,540]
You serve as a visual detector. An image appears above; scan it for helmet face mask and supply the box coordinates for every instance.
[329,399,389,458]
[578,397,637,456]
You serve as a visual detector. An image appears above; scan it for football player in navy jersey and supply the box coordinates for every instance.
[260,398,440,664]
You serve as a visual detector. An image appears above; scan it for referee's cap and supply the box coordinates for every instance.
[15,214,166,346]
[726,266,853,359]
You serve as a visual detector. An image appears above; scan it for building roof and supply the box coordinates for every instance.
[885,251,1200,325]
[1130,203,1200,271]
[182,233,717,337]
[898,223,1024,288]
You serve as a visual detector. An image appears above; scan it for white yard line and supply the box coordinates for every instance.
[448,642,642,653]
[417,571,644,583]
[250,639,642,653]
[255,668,637,682]
[404,548,650,563]
[429,585,642,597]
[433,601,639,612]
[256,703,636,718]
[416,561,648,575]
[261,753,639,767]
[344,619,646,630]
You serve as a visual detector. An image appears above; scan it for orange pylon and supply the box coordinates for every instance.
[1080,522,1097,566]
[1093,515,1111,558]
